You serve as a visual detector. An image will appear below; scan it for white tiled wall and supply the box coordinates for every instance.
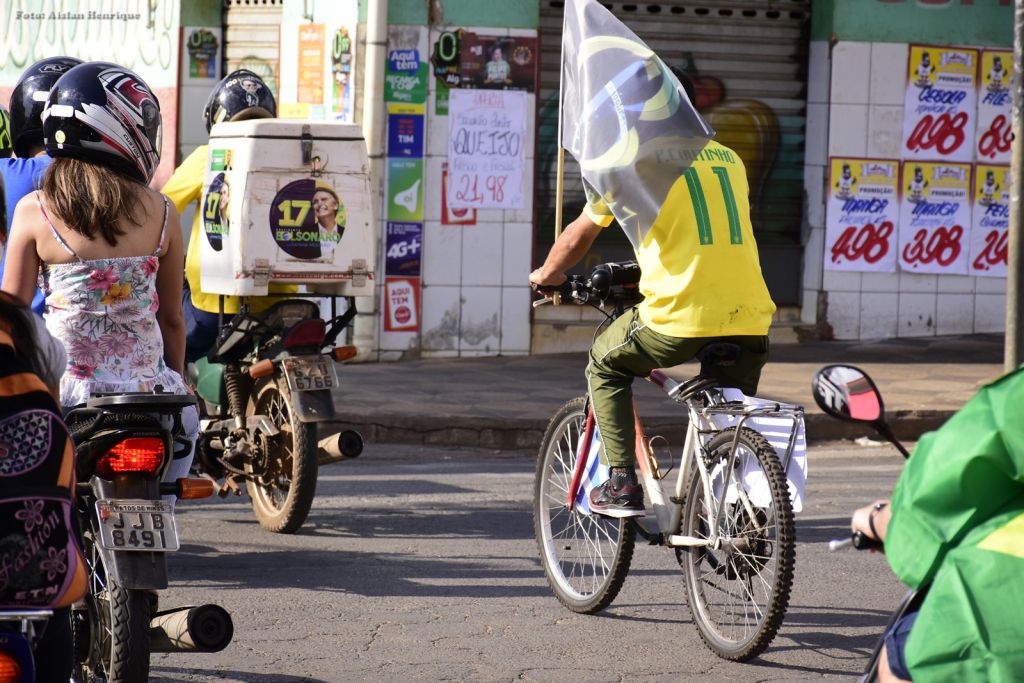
[371,25,538,358]
[805,40,1007,340]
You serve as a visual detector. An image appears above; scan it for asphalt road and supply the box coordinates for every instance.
[151,441,907,682]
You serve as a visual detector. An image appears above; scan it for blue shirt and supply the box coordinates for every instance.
[0,156,51,314]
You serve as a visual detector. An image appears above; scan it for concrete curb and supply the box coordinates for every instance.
[321,409,952,451]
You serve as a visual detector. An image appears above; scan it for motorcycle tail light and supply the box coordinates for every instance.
[0,652,20,683]
[96,437,165,477]
[283,319,327,350]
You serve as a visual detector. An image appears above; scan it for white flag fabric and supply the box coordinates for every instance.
[561,0,714,248]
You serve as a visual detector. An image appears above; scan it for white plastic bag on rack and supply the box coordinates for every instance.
[575,428,609,514]
[708,389,808,513]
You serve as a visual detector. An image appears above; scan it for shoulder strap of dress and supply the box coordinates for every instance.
[153,196,169,256]
[35,191,83,263]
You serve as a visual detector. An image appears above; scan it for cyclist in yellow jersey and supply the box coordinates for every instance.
[162,70,295,361]
[530,71,776,517]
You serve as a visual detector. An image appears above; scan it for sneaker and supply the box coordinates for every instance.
[589,467,645,518]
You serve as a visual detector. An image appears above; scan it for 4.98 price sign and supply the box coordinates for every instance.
[446,89,527,210]
[824,158,900,273]
[898,161,972,275]
[901,45,978,163]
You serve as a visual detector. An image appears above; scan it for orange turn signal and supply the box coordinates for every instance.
[333,345,358,362]
[177,477,215,500]
[248,359,274,378]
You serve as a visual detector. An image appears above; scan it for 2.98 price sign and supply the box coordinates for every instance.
[824,158,900,273]
[897,161,972,275]
[901,45,978,163]
[968,164,1010,277]
[446,89,528,209]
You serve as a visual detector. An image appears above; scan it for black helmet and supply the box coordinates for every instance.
[203,69,276,133]
[9,56,82,158]
[0,104,12,157]
[42,62,162,184]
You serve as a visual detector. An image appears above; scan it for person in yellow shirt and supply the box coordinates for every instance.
[529,71,776,517]
[162,70,285,360]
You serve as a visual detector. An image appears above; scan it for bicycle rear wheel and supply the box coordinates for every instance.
[533,396,634,613]
[680,426,795,661]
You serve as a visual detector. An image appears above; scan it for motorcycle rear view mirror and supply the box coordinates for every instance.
[811,364,910,459]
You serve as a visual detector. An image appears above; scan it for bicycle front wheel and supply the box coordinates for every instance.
[533,396,634,613]
[680,426,795,661]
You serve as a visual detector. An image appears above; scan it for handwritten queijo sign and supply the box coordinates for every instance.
[446,89,528,209]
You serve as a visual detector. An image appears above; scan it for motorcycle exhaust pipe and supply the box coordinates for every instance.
[318,429,364,465]
[149,604,234,653]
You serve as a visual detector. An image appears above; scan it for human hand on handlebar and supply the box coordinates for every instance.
[529,267,567,288]
[852,498,891,546]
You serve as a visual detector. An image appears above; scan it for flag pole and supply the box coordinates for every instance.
[552,3,568,305]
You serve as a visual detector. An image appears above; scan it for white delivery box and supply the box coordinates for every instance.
[198,119,374,297]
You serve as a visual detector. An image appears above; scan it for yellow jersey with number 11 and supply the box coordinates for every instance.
[585,140,776,338]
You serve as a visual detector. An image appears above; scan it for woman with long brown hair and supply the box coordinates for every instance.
[0,62,195,483]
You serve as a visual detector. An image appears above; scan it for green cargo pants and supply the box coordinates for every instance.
[586,307,769,468]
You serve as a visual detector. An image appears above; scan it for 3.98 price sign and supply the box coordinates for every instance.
[901,45,978,163]
[824,158,899,273]
[446,89,527,209]
[897,161,972,275]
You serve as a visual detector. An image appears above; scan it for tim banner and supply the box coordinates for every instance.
[447,89,528,209]
[387,105,425,158]
[824,158,899,273]
[968,164,1010,277]
[975,49,1012,164]
[898,161,972,275]
[384,277,421,332]
[901,45,978,163]
[385,222,423,276]
[387,158,424,222]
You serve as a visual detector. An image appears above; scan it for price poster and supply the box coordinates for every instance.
[447,89,528,209]
[297,24,325,105]
[384,277,421,332]
[968,164,1010,277]
[824,158,899,273]
[385,222,423,276]
[901,45,978,163]
[898,161,972,275]
[441,161,477,225]
[975,50,1013,164]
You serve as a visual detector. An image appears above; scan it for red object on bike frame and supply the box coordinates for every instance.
[566,410,596,508]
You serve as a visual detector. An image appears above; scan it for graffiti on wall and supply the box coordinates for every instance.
[1,0,177,84]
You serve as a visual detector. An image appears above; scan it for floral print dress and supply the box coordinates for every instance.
[36,194,189,408]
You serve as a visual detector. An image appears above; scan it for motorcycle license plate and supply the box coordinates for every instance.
[282,356,338,392]
[95,500,179,552]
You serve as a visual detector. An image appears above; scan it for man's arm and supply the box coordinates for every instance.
[529,210,604,287]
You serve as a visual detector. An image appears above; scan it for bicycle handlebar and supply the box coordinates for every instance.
[828,531,884,552]
[533,261,642,308]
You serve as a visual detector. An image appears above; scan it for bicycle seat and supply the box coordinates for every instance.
[696,342,742,367]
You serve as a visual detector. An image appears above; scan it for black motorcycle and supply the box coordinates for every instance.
[811,364,919,683]
[189,298,364,534]
[67,391,233,683]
